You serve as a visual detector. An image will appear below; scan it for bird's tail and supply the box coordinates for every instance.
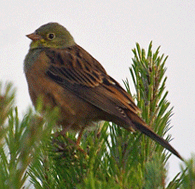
[125,111,183,160]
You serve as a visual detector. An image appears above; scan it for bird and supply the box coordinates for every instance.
[24,22,182,160]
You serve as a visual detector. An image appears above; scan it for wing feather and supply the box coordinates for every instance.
[45,45,140,122]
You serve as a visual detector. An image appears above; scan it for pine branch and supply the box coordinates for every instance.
[0,84,59,188]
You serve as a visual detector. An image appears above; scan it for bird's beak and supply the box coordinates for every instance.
[26,32,42,41]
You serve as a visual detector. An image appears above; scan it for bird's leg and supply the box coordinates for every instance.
[76,126,85,145]
[65,136,87,155]
[54,124,87,156]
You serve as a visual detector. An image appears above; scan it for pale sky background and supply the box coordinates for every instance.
[1,0,195,182]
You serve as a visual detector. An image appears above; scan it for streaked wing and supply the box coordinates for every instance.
[45,45,140,122]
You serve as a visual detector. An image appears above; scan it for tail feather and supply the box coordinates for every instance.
[126,112,183,160]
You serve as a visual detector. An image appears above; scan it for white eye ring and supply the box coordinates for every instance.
[47,33,55,40]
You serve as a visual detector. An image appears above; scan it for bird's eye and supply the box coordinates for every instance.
[47,33,55,40]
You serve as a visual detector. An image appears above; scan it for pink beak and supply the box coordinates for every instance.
[26,32,42,41]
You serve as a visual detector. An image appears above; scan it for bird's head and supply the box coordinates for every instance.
[26,22,75,49]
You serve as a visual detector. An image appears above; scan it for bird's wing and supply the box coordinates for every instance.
[45,45,140,123]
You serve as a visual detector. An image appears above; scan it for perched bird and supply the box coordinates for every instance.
[24,22,182,160]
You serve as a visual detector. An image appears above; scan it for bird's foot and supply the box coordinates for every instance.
[54,129,88,157]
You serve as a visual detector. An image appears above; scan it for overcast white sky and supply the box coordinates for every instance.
[1,0,195,181]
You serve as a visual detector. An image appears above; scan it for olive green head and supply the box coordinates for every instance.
[27,22,75,49]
